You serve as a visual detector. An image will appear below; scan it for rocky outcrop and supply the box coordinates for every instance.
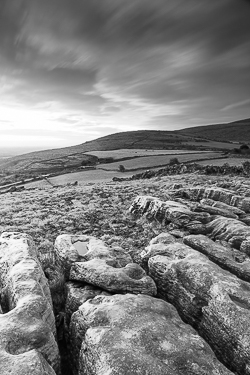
[130,196,210,233]
[69,293,232,375]
[193,203,238,219]
[148,241,250,374]
[184,234,250,282]
[0,232,59,375]
[200,198,245,216]
[178,186,250,213]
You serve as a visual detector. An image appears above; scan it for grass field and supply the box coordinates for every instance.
[183,141,238,150]
[85,149,213,159]
[25,169,144,188]
[25,151,223,188]
[198,158,250,166]
[97,152,222,171]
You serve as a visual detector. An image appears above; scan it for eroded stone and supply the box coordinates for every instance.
[129,196,210,232]
[69,293,232,375]
[70,260,157,296]
[148,242,250,374]
[0,232,59,375]
[184,234,250,282]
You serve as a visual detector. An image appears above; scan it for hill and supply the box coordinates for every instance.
[0,118,249,178]
[177,118,250,142]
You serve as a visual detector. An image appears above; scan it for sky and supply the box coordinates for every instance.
[1,0,250,150]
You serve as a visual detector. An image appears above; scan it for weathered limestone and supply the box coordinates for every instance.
[54,234,91,280]
[0,232,59,375]
[55,232,157,296]
[179,186,250,213]
[129,196,210,233]
[140,232,177,263]
[184,234,250,282]
[69,293,232,375]
[54,234,132,280]
[70,260,157,295]
[148,242,250,374]
[193,203,238,219]
[207,216,250,252]
[65,282,111,329]
[200,198,245,216]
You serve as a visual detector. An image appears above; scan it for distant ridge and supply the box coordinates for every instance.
[177,118,250,142]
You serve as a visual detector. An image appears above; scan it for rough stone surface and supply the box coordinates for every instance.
[69,293,232,375]
[207,216,250,251]
[179,186,250,213]
[70,259,157,296]
[184,234,250,282]
[193,203,238,219]
[200,198,245,216]
[65,281,111,329]
[54,234,132,280]
[0,232,59,375]
[54,234,91,280]
[148,242,250,374]
[129,196,210,233]
[140,233,177,264]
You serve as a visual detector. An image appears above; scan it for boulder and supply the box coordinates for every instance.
[148,242,250,374]
[69,293,232,375]
[70,260,157,296]
[184,234,250,282]
[0,232,59,375]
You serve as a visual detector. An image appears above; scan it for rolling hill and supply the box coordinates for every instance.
[0,118,249,175]
[177,118,250,142]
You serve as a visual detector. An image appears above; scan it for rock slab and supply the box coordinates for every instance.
[69,293,232,375]
[149,241,250,375]
[0,232,59,375]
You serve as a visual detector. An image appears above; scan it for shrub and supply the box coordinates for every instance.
[169,157,180,165]
[119,164,126,172]
[242,161,250,173]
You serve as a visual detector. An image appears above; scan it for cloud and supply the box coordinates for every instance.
[222,99,250,111]
[0,0,250,147]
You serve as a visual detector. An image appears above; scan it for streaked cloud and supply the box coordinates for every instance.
[0,0,250,148]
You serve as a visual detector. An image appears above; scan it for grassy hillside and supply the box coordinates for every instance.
[177,118,250,142]
[0,173,237,265]
[0,118,248,178]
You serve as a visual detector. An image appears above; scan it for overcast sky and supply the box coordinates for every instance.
[1,0,250,149]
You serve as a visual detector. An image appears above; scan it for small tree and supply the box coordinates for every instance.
[169,157,180,165]
[119,164,126,172]
[242,161,250,174]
